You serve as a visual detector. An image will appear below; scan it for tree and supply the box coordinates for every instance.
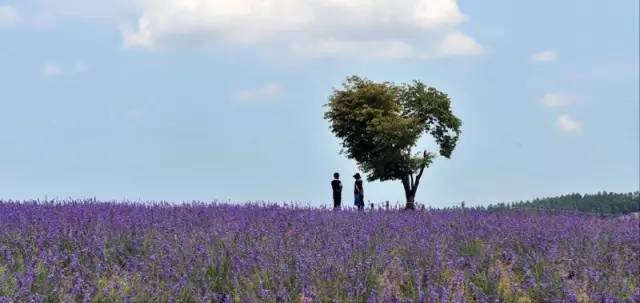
[492,191,640,214]
[324,76,462,209]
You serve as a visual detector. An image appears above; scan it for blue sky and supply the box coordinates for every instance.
[0,0,638,207]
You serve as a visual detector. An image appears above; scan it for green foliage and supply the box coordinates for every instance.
[324,76,461,207]
[0,265,17,296]
[30,262,61,302]
[486,191,640,215]
[206,254,233,295]
[460,238,485,258]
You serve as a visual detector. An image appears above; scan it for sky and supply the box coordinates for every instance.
[0,0,638,207]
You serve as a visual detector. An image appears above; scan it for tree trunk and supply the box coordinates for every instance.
[405,191,416,210]
[403,160,427,210]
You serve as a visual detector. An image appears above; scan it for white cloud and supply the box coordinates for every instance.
[0,5,20,25]
[541,93,574,108]
[434,31,483,57]
[555,114,583,134]
[42,61,91,77]
[234,84,282,101]
[532,50,557,62]
[122,0,482,60]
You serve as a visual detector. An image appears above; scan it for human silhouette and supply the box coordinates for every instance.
[353,173,364,211]
[331,172,342,209]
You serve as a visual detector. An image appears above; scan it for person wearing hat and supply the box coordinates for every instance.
[353,173,364,211]
[331,172,343,209]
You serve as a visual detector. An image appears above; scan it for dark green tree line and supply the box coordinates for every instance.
[486,191,640,214]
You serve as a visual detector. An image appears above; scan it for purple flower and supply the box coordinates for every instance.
[0,200,636,301]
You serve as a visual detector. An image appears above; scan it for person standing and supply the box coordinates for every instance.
[331,172,343,209]
[353,173,364,211]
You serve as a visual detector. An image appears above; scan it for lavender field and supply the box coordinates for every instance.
[0,201,638,302]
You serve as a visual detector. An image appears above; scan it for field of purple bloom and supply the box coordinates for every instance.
[0,200,638,302]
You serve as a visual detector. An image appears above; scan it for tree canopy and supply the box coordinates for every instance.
[485,191,640,215]
[324,76,461,209]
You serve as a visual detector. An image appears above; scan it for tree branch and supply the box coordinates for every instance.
[412,151,428,195]
[409,173,414,192]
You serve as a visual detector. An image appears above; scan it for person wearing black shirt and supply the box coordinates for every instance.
[353,173,364,211]
[331,172,343,209]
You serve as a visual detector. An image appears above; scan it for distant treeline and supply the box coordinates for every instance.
[483,191,640,214]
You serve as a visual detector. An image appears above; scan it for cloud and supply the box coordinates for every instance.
[42,61,90,77]
[434,31,483,57]
[540,93,574,108]
[555,114,583,134]
[0,5,20,25]
[122,0,482,60]
[234,84,282,101]
[532,50,557,62]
